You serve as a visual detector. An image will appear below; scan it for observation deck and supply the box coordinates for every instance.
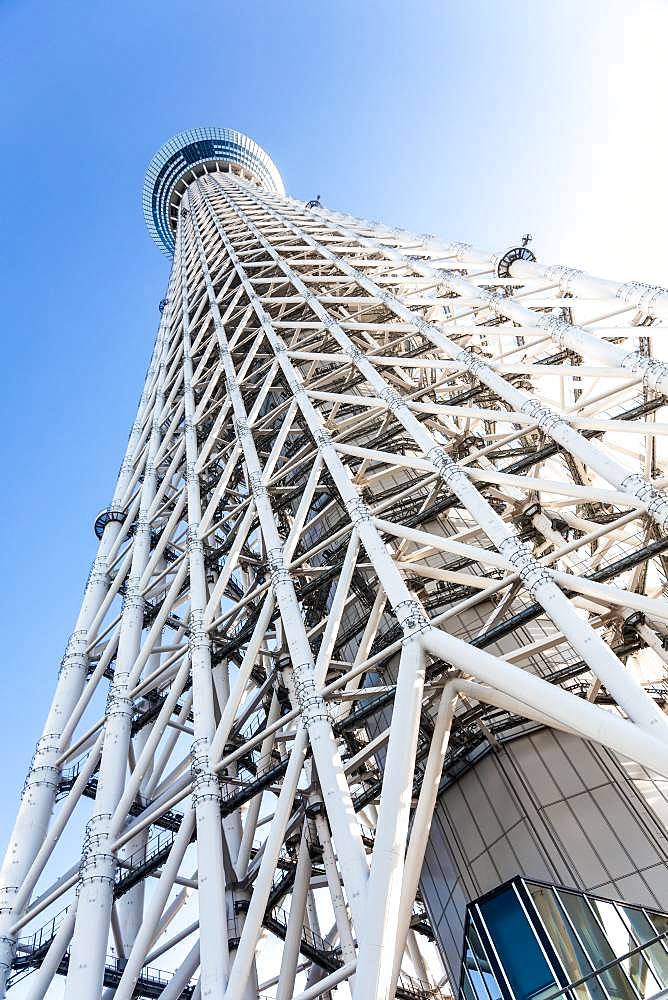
[143,127,284,255]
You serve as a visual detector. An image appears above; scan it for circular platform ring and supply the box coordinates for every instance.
[143,127,284,256]
[496,245,537,279]
[94,508,126,540]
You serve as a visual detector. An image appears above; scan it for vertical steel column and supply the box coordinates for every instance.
[353,639,426,999]
[189,187,370,926]
[389,687,456,995]
[178,200,230,996]
[275,823,312,1000]
[0,291,173,996]
[64,272,174,998]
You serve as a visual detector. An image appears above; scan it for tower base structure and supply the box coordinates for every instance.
[1,128,668,999]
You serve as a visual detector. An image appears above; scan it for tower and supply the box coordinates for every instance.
[2,124,668,999]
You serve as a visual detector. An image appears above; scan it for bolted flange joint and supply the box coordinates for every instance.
[233,417,252,441]
[498,537,553,598]
[188,608,209,653]
[474,289,506,315]
[394,599,430,642]
[121,575,144,615]
[379,387,406,413]
[186,523,204,557]
[314,428,333,451]
[428,447,469,490]
[105,671,133,721]
[344,495,372,526]
[87,554,109,590]
[617,280,666,318]
[185,460,198,485]
[134,515,151,539]
[343,343,364,364]
[535,313,573,347]
[455,348,488,382]
[79,813,117,889]
[450,241,473,260]
[22,733,61,798]
[286,376,306,397]
[248,471,269,503]
[267,548,291,589]
[542,264,582,292]
[293,671,331,725]
[620,351,668,392]
[190,738,221,806]
[120,453,136,480]
[59,628,88,679]
[521,398,564,435]
[619,473,668,532]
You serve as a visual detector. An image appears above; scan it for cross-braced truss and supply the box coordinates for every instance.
[2,165,668,1000]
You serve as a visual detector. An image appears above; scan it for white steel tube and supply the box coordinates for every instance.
[275,824,312,1000]
[110,809,196,1000]
[222,727,307,999]
[176,209,230,997]
[189,189,370,928]
[238,182,668,741]
[353,639,426,999]
[159,939,200,1000]
[422,629,668,777]
[22,903,78,1000]
[299,201,668,391]
[313,809,357,967]
[291,961,357,1000]
[65,275,175,999]
[8,146,668,1000]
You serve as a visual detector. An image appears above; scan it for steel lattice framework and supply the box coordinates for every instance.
[2,129,668,1000]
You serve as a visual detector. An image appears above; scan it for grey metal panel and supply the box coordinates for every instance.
[470,852,502,893]
[488,831,524,883]
[475,759,522,835]
[507,735,562,806]
[446,784,487,862]
[593,784,662,868]
[505,820,553,882]
[420,727,668,978]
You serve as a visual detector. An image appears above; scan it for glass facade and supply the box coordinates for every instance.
[143,127,285,255]
[460,878,668,1000]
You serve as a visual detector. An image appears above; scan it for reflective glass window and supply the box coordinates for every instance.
[557,892,637,1000]
[646,913,668,939]
[588,901,635,958]
[619,908,659,946]
[587,900,660,999]
[528,884,605,1000]
[467,922,503,1000]
[479,887,557,1000]
[621,909,668,991]
[465,939,491,1000]
[463,970,480,1000]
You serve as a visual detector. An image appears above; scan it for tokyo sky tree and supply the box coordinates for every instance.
[3,125,668,1000]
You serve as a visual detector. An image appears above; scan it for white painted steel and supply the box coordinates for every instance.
[2,134,668,1000]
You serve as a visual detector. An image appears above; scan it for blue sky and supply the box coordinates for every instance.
[0,0,666,847]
